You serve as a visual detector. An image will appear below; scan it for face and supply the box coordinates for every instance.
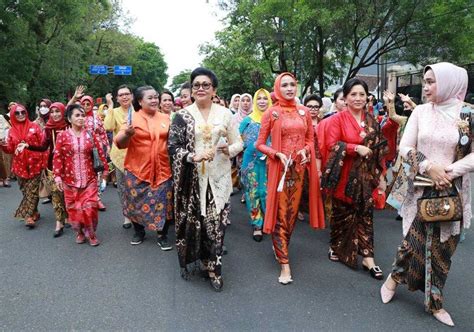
[14,106,27,123]
[279,75,297,100]
[117,88,132,108]
[240,96,251,112]
[180,88,192,107]
[69,108,85,128]
[39,101,48,108]
[256,92,269,112]
[345,85,367,111]
[160,93,174,114]
[191,75,215,103]
[423,69,437,103]
[306,100,321,119]
[212,96,220,104]
[81,100,93,113]
[139,89,159,112]
[232,97,240,109]
[335,92,346,111]
[50,107,63,122]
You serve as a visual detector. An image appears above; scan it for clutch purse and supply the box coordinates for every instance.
[88,131,104,173]
[416,185,463,223]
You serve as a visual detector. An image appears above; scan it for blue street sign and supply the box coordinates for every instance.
[113,65,132,75]
[89,65,108,75]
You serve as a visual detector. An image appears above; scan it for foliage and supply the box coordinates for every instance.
[0,0,167,111]
[169,69,192,95]
[208,0,474,97]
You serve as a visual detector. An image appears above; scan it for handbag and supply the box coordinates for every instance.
[88,130,104,173]
[416,185,463,223]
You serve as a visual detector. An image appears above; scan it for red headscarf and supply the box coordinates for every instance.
[80,95,94,115]
[9,103,34,142]
[45,102,67,130]
[273,72,297,108]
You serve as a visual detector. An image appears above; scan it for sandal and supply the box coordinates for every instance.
[252,229,263,242]
[3,179,10,187]
[328,248,339,262]
[363,264,384,280]
[25,217,36,229]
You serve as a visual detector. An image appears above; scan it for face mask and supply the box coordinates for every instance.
[39,107,49,115]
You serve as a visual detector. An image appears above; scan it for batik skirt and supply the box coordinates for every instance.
[391,218,460,312]
[63,179,98,236]
[46,170,67,223]
[15,175,41,220]
[330,198,374,268]
[241,159,267,229]
[115,167,128,217]
[123,170,173,232]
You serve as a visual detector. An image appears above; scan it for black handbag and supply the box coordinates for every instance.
[88,131,104,173]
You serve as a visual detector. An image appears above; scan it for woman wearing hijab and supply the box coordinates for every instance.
[229,94,240,114]
[21,102,69,237]
[169,67,243,291]
[380,63,473,327]
[1,104,45,228]
[239,89,272,242]
[256,73,325,284]
[53,104,109,246]
[321,78,387,279]
[114,86,173,250]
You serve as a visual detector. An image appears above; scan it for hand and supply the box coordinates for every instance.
[296,148,309,165]
[397,93,412,104]
[356,145,372,158]
[55,178,63,192]
[427,164,451,188]
[217,146,229,155]
[276,152,288,167]
[106,145,111,156]
[193,149,215,162]
[105,93,113,104]
[378,175,387,192]
[0,138,7,146]
[383,90,395,105]
[101,173,108,181]
[368,95,374,103]
[74,85,85,100]
[15,142,28,155]
[124,125,135,137]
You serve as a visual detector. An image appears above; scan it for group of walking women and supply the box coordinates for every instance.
[1,62,472,327]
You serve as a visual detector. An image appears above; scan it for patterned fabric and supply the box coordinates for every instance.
[330,198,374,268]
[63,179,98,237]
[168,109,227,277]
[391,218,460,312]
[240,116,267,228]
[0,149,8,179]
[115,168,127,217]
[272,165,304,264]
[123,171,173,231]
[85,114,109,147]
[53,129,108,188]
[15,175,40,220]
[46,170,67,223]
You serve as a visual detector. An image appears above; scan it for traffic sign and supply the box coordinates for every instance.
[113,65,132,75]
[89,65,108,75]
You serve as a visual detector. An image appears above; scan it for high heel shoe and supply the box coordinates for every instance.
[433,310,455,327]
[53,227,64,238]
[278,275,293,285]
[209,275,223,292]
[363,264,384,280]
[380,274,396,303]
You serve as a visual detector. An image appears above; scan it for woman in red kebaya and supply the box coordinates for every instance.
[321,78,387,279]
[1,104,45,228]
[256,72,325,285]
[22,102,69,237]
[53,104,108,246]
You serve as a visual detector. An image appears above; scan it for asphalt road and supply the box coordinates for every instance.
[0,177,473,331]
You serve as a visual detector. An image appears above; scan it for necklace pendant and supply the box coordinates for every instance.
[360,121,366,128]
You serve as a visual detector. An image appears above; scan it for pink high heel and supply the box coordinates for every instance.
[380,274,396,304]
[433,310,455,327]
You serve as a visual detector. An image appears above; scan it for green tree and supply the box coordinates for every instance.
[169,69,192,95]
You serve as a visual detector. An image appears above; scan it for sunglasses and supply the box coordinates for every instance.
[192,82,212,90]
[15,110,26,116]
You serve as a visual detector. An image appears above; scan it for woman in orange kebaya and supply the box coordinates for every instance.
[256,72,325,285]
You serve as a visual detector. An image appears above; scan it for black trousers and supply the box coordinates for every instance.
[133,220,170,237]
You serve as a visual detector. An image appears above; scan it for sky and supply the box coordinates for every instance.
[121,0,226,87]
